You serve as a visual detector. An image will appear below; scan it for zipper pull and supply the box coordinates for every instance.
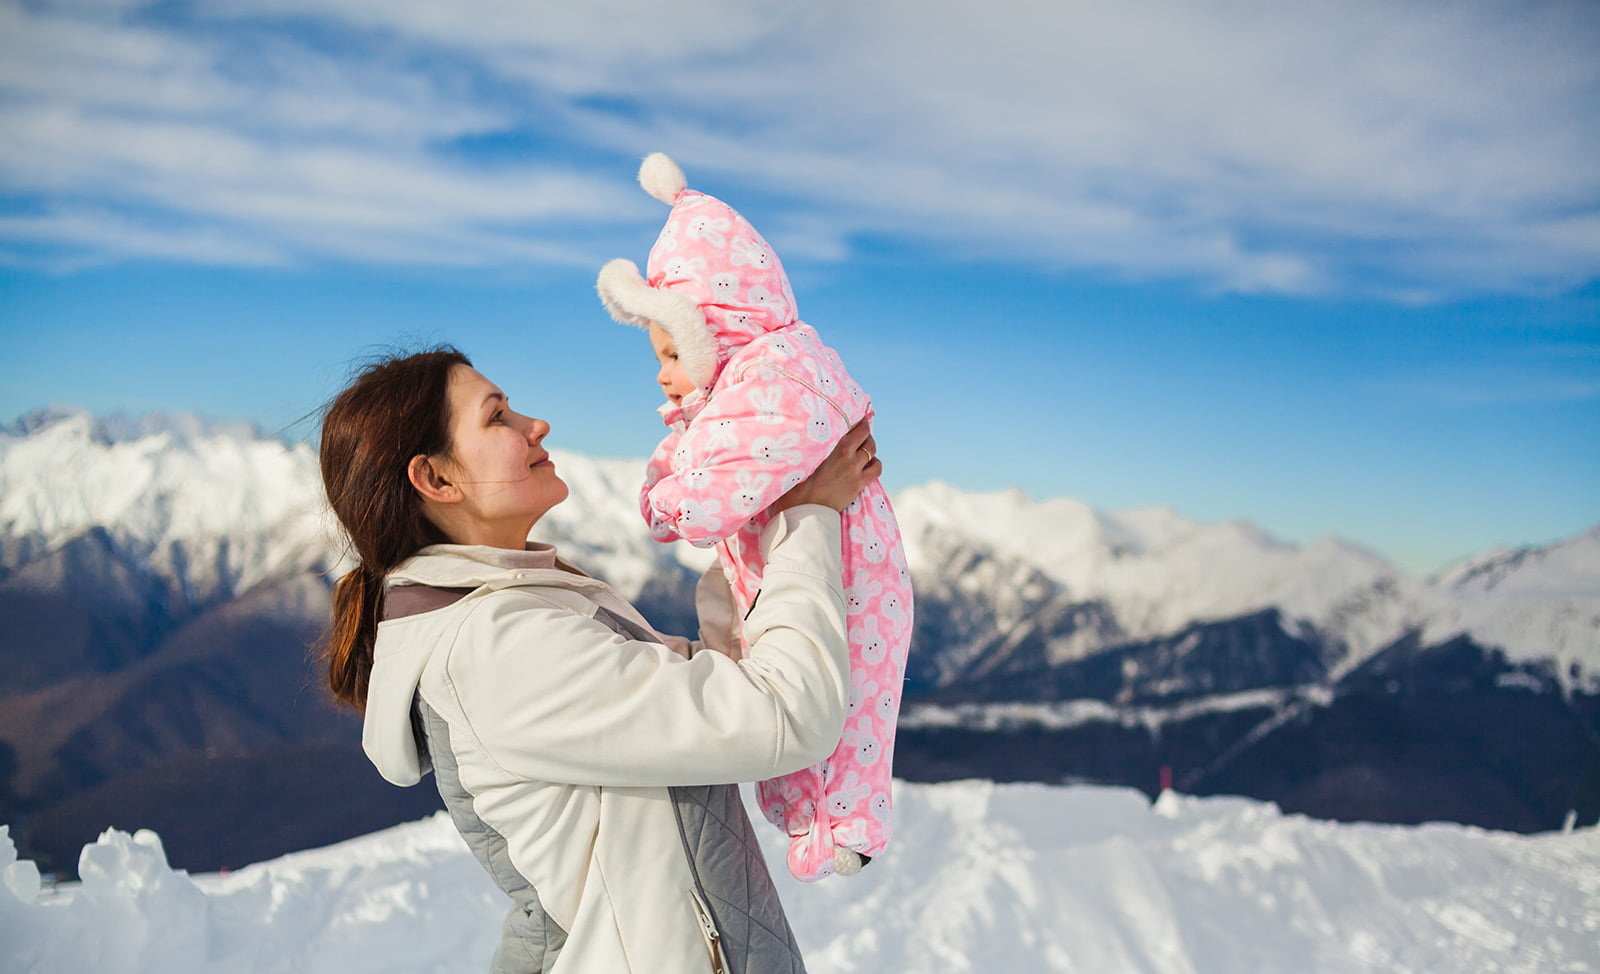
[698,907,721,944]
[691,891,725,974]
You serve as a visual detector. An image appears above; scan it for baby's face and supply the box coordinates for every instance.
[648,322,697,406]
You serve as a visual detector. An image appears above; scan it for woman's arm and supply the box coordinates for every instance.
[444,506,848,786]
[447,424,881,788]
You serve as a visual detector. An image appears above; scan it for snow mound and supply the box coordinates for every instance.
[5,782,1597,973]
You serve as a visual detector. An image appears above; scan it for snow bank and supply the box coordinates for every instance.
[0,820,504,974]
[5,781,1598,973]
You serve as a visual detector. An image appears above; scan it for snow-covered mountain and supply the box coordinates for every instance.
[0,408,709,610]
[5,780,1598,974]
[5,407,1595,687]
[1426,528,1600,678]
[896,481,1598,686]
[0,409,329,606]
[3,407,1598,870]
[898,482,1375,636]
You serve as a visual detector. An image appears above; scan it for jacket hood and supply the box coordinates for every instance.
[596,152,799,390]
[363,543,574,786]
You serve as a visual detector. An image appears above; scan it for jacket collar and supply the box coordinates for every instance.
[364,541,636,787]
[366,543,580,787]
[388,542,583,589]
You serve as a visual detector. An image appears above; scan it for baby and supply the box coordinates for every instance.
[596,153,913,881]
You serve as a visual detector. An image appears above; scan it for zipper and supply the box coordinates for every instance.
[671,790,727,973]
[688,888,726,974]
[720,539,762,629]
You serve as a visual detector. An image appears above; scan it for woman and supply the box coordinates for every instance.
[319,347,880,973]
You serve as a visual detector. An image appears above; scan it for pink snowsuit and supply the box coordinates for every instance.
[597,154,913,881]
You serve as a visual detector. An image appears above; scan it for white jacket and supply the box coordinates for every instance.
[362,505,850,973]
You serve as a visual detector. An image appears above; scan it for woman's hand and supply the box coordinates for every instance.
[771,419,882,513]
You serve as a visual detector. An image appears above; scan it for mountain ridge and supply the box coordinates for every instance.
[5,407,1595,687]
[3,407,1597,871]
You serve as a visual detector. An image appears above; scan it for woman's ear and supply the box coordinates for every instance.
[408,454,461,504]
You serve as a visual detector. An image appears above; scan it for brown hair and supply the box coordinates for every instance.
[318,347,470,711]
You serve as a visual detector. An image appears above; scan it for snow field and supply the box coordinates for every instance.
[4,780,1597,973]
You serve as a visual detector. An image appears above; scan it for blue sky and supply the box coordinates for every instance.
[2,0,1596,576]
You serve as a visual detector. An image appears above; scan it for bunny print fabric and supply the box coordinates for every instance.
[643,325,913,882]
[598,155,914,881]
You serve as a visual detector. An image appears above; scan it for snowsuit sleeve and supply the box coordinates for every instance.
[641,426,685,543]
[640,362,855,547]
[439,505,851,788]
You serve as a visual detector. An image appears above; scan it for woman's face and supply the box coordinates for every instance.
[431,364,568,547]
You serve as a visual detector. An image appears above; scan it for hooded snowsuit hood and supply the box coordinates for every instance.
[597,152,800,391]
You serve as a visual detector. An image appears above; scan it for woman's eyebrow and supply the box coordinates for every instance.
[481,392,506,412]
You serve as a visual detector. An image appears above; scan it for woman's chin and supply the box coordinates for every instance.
[529,480,571,522]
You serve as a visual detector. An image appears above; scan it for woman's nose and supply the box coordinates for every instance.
[517,414,549,442]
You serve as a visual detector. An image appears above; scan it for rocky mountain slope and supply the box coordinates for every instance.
[2,409,1595,871]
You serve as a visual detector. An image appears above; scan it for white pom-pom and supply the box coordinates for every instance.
[639,152,687,204]
[832,847,864,877]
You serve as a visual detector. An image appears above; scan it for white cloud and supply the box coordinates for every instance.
[0,2,651,270]
[0,209,287,269]
[1,0,1595,295]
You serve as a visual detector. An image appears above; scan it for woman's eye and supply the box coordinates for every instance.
[492,410,504,423]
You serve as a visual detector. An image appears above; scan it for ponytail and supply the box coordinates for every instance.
[325,565,385,712]
[317,346,468,712]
